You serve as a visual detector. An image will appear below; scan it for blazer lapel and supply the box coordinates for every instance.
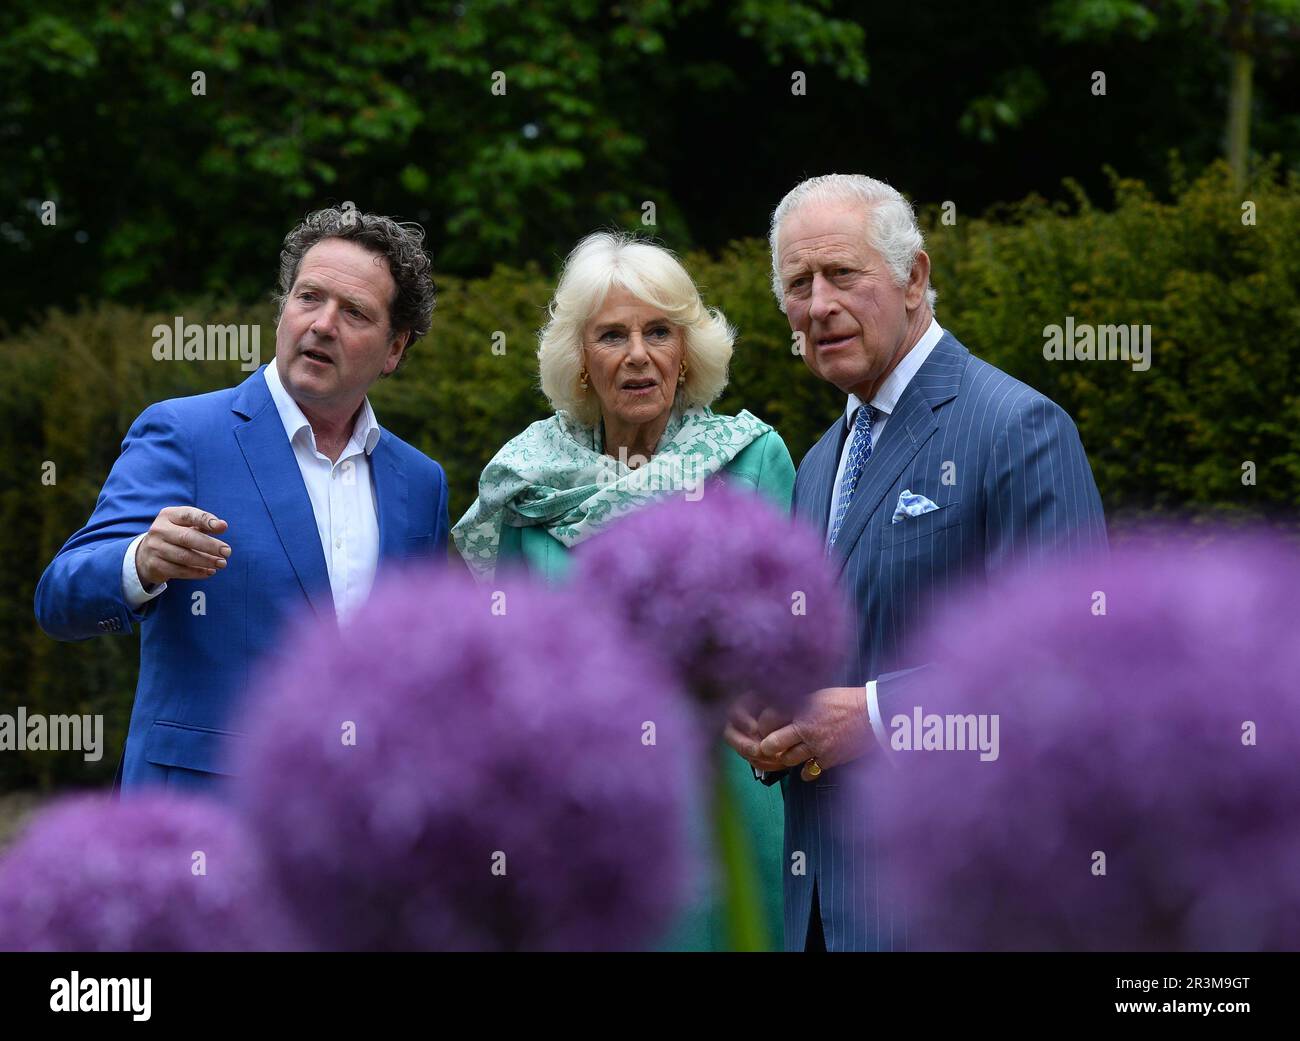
[369,432,408,561]
[796,421,846,529]
[828,334,967,576]
[231,368,336,624]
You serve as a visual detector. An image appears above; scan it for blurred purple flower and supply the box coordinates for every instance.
[0,792,290,951]
[231,565,700,951]
[866,532,1300,951]
[570,484,846,714]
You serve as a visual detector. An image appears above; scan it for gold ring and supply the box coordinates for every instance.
[804,757,822,778]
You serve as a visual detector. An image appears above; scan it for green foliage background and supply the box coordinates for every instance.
[6,0,1299,330]
[3,163,1297,788]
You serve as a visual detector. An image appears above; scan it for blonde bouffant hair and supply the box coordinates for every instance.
[537,231,735,426]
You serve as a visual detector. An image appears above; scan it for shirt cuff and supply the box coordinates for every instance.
[865,680,902,769]
[122,532,167,609]
[865,679,890,752]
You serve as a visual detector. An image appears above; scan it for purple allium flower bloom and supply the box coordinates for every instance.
[570,484,847,714]
[0,792,290,951]
[230,565,700,951]
[865,533,1300,951]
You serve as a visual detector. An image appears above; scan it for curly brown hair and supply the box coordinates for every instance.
[276,206,435,372]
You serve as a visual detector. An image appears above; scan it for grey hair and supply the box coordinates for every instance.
[768,174,937,313]
[537,231,735,426]
[275,206,435,371]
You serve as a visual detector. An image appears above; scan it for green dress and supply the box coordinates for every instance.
[493,428,795,951]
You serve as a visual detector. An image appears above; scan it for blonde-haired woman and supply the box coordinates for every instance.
[452,231,794,949]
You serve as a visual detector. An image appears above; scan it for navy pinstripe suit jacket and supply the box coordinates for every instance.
[776,329,1107,951]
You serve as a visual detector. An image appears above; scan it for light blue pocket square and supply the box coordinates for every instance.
[892,489,940,524]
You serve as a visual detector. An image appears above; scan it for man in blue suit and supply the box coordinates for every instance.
[35,207,450,793]
[724,174,1107,950]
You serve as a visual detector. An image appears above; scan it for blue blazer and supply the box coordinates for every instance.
[34,365,449,791]
[779,331,1107,951]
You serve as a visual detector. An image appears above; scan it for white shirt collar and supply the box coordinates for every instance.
[844,318,945,428]
[263,360,381,457]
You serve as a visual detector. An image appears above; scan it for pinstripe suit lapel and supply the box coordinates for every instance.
[911,332,967,408]
[829,335,967,577]
[795,422,845,530]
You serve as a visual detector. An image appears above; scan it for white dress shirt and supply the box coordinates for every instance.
[754,320,945,780]
[122,361,383,624]
[826,318,944,541]
[828,318,944,755]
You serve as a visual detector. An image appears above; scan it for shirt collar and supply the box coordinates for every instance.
[844,318,945,428]
[263,360,381,457]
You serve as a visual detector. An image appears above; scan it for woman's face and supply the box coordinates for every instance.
[582,286,685,433]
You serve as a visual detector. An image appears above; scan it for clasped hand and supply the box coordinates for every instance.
[724,687,874,782]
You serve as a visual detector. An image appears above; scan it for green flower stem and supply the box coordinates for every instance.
[711,764,771,952]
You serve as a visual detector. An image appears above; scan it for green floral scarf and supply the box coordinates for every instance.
[452,405,771,580]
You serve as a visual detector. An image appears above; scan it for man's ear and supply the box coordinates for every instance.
[906,251,931,310]
[385,330,411,374]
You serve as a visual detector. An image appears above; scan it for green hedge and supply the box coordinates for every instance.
[4,162,1296,788]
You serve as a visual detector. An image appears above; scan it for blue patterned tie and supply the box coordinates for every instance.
[829,403,874,547]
